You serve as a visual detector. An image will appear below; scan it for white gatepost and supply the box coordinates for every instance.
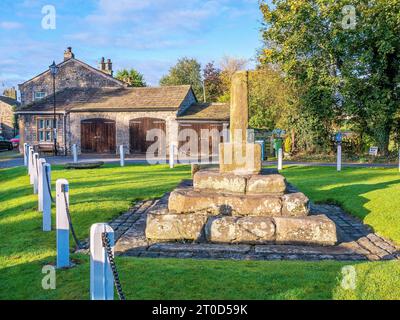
[29,147,34,182]
[278,148,283,171]
[38,158,46,212]
[23,143,28,167]
[337,144,342,172]
[56,179,70,268]
[119,145,125,167]
[33,153,39,194]
[43,163,52,232]
[90,223,114,300]
[169,143,175,169]
[72,144,78,163]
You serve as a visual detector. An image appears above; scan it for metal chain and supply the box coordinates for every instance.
[62,190,82,250]
[102,232,126,300]
[44,167,55,203]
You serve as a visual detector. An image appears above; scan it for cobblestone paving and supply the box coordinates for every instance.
[78,183,400,262]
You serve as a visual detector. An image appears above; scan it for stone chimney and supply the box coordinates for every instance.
[3,87,17,100]
[99,57,113,76]
[64,47,75,61]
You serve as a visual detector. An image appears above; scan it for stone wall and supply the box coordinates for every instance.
[19,59,123,106]
[68,111,178,155]
[0,101,15,139]
[18,114,66,153]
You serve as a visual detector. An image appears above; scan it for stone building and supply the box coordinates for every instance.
[16,47,229,156]
[0,95,19,139]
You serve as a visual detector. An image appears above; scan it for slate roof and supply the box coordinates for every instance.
[0,96,20,106]
[18,85,194,112]
[178,103,230,121]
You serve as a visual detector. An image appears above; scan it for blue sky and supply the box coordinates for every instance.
[0,0,265,91]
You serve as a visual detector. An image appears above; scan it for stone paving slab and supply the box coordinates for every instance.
[77,183,400,262]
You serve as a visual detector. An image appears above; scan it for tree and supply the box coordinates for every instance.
[160,58,203,99]
[115,69,146,87]
[259,0,400,155]
[218,56,248,102]
[203,62,223,103]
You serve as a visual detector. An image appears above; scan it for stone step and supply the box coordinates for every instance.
[193,170,287,195]
[168,187,310,217]
[146,212,337,246]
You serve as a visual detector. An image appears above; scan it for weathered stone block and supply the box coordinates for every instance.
[282,192,310,216]
[193,171,247,193]
[246,174,286,194]
[168,188,282,216]
[146,212,208,241]
[219,143,262,175]
[206,216,275,244]
[274,215,337,245]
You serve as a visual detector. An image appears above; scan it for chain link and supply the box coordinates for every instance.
[102,232,126,300]
[62,189,82,250]
[44,167,55,203]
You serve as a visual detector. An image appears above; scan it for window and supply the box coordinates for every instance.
[34,92,46,101]
[37,118,56,142]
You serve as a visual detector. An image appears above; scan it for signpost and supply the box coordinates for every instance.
[369,146,378,156]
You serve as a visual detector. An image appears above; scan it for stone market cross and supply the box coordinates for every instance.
[219,71,262,174]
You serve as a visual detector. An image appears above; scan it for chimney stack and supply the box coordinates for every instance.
[3,87,17,100]
[64,47,75,61]
[99,57,113,76]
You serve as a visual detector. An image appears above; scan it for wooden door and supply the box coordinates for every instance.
[81,119,116,153]
[129,118,166,153]
[178,123,224,158]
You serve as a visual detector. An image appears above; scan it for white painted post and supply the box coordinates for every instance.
[38,158,46,212]
[72,144,78,164]
[23,143,28,167]
[337,144,342,172]
[169,143,175,168]
[43,163,52,232]
[278,148,283,170]
[33,153,39,194]
[29,147,34,182]
[119,145,125,167]
[56,179,70,268]
[90,223,115,300]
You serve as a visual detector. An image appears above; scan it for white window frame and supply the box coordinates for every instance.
[34,91,46,101]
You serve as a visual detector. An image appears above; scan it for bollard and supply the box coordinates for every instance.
[43,164,52,232]
[38,158,46,212]
[255,140,265,162]
[56,179,70,268]
[33,153,39,194]
[119,145,125,167]
[90,223,114,300]
[72,144,78,164]
[29,147,34,182]
[169,143,175,169]
[278,148,283,171]
[337,144,342,172]
[23,143,28,167]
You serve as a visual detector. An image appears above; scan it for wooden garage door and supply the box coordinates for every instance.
[81,119,116,153]
[178,123,224,158]
[129,118,166,153]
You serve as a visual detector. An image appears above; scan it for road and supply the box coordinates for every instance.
[0,152,398,169]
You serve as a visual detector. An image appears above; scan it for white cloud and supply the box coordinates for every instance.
[0,21,23,30]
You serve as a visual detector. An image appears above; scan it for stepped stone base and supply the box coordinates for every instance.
[146,211,337,245]
[169,188,309,217]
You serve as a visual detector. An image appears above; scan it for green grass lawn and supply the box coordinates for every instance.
[0,164,399,300]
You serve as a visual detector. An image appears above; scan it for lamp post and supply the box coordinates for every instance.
[49,61,59,156]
